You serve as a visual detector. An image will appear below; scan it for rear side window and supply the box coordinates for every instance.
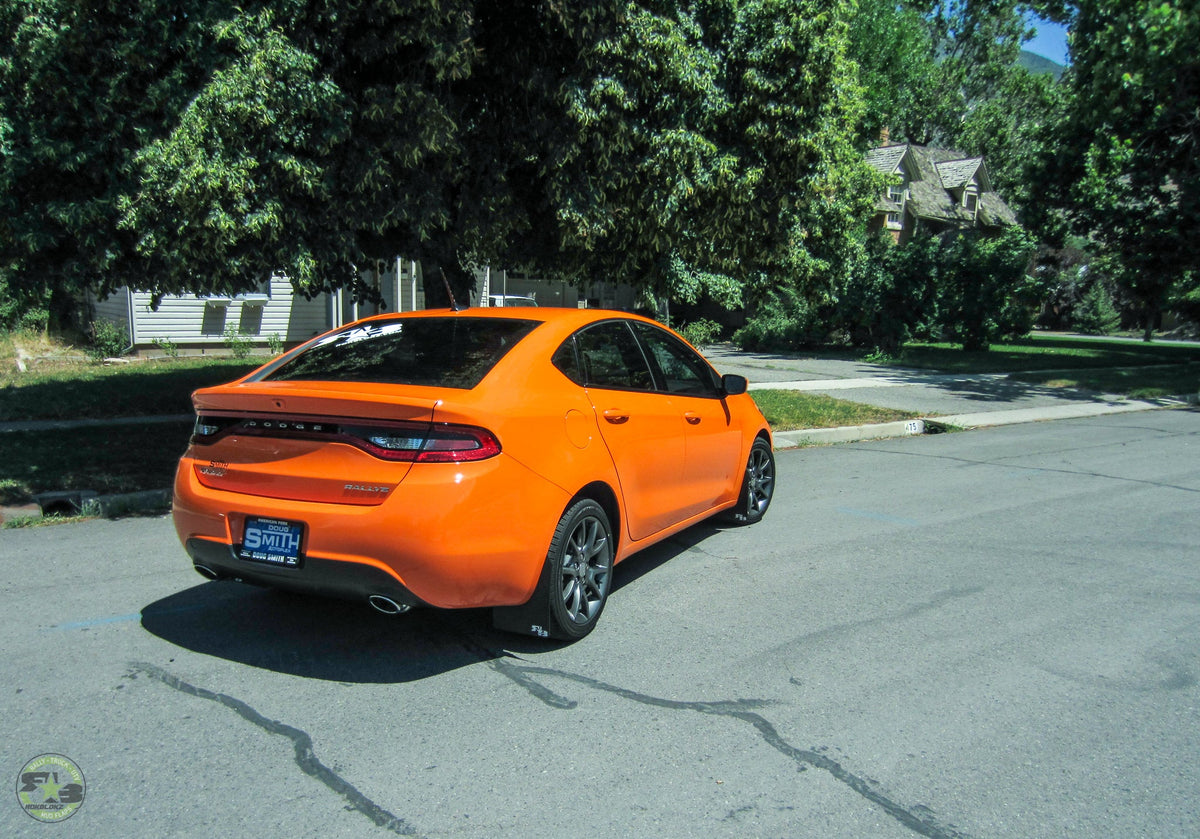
[255,317,539,389]
[557,321,654,391]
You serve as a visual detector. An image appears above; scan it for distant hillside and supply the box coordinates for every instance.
[1019,50,1065,79]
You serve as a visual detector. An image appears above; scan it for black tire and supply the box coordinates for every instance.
[727,437,775,525]
[545,498,614,640]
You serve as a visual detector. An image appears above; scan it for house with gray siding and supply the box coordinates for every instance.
[91,259,639,356]
[91,260,425,355]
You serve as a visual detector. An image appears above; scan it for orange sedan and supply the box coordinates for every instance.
[173,307,774,639]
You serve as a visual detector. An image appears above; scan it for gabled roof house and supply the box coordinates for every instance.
[865,143,1017,243]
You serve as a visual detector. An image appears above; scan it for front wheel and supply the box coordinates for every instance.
[546,499,614,640]
[727,437,775,524]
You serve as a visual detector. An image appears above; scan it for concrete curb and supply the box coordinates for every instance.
[2,488,171,525]
[771,397,1187,450]
[774,419,927,449]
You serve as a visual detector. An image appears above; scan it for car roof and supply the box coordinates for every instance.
[352,306,663,332]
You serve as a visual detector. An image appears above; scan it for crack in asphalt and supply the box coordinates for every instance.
[489,658,975,839]
[128,626,975,838]
[128,662,416,836]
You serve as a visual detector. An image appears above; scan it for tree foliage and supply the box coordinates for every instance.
[831,226,1039,352]
[0,0,229,328]
[3,0,877,317]
[884,0,1039,148]
[1039,0,1200,339]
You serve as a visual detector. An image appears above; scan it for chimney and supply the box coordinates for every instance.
[879,127,891,146]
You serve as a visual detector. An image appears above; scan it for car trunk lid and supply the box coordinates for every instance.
[187,382,442,506]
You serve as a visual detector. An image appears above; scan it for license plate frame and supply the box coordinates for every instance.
[239,517,305,568]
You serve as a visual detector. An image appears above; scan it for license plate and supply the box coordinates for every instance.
[239,517,304,567]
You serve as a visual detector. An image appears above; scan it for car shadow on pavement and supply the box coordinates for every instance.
[141,581,516,683]
[140,528,713,682]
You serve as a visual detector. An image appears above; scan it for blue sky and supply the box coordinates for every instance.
[1024,16,1070,65]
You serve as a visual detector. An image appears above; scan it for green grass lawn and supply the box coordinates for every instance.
[1,421,193,506]
[0,357,260,421]
[1006,364,1200,399]
[750,390,918,432]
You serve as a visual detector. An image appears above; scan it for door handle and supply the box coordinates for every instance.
[684,412,701,425]
[602,409,629,425]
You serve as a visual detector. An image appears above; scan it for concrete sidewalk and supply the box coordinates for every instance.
[702,345,1195,449]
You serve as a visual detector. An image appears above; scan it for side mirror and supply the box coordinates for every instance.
[721,374,748,396]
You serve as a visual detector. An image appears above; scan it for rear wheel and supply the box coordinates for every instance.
[546,499,614,640]
[728,437,775,524]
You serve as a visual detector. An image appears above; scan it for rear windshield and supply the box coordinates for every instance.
[254,317,540,389]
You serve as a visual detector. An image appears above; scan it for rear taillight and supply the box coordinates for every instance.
[343,423,501,463]
[191,414,500,463]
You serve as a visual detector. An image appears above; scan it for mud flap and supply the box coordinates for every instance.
[492,559,554,638]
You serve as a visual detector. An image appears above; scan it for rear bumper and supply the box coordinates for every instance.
[173,451,571,609]
[186,538,425,610]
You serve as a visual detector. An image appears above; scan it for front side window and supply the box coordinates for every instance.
[631,322,720,397]
[254,317,539,389]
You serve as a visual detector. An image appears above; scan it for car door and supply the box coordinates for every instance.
[567,320,688,541]
[631,322,744,517]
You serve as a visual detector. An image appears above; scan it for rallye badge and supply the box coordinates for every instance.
[344,484,392,494]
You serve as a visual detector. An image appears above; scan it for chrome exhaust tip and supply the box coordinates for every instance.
[367,594,410,615]
[194,564,221,581]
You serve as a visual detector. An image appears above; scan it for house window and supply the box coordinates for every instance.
[886,212,903,228]
[964,191,978,212]
[888,184,906,203]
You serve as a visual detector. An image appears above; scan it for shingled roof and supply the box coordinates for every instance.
[865,144,908,174]
[934,157,985,190]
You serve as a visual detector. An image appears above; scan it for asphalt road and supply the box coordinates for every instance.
[2,410,1198,838]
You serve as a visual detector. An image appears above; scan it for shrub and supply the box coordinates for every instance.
[729,291,825,350]
[88,319,129,360]
[223,326,253,359]
[266,332,285,356]
[835,233,936,352]
[1072,282,1121,335]
[0,273,50,333]
[18,308,50,333]
[153,337,181,358]
[924,227,1040,351]
[678,319,723,347]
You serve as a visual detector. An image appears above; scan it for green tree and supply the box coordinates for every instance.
[890,0,1038,148]
[1041,0,1200,339]
[0,0,229,330]
[1072,279,1121,335]
[835,231,937,352]
[957,65,1065,213]
[0,0,871,315]
[846,0,933,146]
[927,226,1040,350]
